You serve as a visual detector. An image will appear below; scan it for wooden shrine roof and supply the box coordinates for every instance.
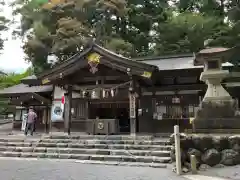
[0,83,53,97]
[38,42,158,84]
[135,54,234,71]
[10,92,51,106]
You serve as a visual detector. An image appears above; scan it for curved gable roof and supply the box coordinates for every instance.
[38,42,158,84]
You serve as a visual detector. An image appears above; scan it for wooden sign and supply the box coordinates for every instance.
[141,71,152,78]
[129,93,136,118]
[42,78,50,84]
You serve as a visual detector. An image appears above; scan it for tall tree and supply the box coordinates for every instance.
[11,0,240,72]
[0,1,9,51]
[153,12,228,55]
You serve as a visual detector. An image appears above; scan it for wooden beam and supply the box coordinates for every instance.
[142,83,206,92]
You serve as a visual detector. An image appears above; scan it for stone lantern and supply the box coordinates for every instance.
[198,47,232,102]
[193,47,240,132]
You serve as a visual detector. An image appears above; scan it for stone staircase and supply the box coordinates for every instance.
[0,134,172,168]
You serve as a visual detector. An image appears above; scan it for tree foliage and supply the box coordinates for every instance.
[0,68,34,114]
[10,0,240,72]
[0,67,33,89]
[0,0,9,51]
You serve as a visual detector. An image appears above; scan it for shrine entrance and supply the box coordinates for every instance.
[88,100,130,133]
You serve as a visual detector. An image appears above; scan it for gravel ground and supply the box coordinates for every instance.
[0,158,188,180]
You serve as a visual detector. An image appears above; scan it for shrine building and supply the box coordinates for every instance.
[0,42,239,135]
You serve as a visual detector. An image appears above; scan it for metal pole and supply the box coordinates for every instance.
[174,125,182,175]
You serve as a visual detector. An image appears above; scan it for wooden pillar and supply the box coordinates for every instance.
[151,84,156,134]
[44,106,50,134]
[64,85,72,135]
[136,83,141,133]
[128,74,137,136]
[152,86,156,116]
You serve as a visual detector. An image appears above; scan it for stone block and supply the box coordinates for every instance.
[58,148,70,154]
[220,149,240,166]
[193,101,240,131]
[59,154,71,159]
[3,152,20,157]
[33,147,46,153]
[39,143,56,148]
[201,149,221,166]
[90,155,104,161]
[122,156,136,162]
[47,148,59,153]
[0,147,7,151]
[56,143,68,148]
[213,137,230,151]
[46,153,59,158]
[70,154,90,160]
[21,147,34,152]
[102,155,122,162]
[20,152,34,158]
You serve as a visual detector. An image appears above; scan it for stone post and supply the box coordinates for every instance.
[174,125,182,175]
[190,155,197,174]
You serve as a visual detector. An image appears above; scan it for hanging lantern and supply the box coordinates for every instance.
[102,89,106,98]
[91,89,100,99]
[111,89,114,97]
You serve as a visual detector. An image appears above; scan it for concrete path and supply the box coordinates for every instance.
[183,175,229,180]
[200,165,240,180]
[0,158,187,180]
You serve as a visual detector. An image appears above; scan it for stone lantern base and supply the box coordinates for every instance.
[193,100,240,132]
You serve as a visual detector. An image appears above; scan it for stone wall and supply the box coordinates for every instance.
[170,134,240,172]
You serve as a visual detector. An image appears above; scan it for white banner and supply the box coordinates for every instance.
[21,114,27,131]
[51,102,64,122]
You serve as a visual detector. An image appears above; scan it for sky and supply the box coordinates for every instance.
[0,0,30,73]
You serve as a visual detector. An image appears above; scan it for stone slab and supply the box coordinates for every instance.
[0,151,171,163]
[36,142,172,151]
[40,138,170,146]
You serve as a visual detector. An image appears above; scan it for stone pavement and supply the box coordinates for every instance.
[183,175,229,180]
[199,165,240,180]
[0,158,187,180]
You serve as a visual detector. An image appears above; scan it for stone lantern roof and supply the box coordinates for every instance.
[194,47,236,65]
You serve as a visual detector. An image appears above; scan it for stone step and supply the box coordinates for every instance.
[0,141,38,147]
[0,141,172,151]
[36,142,172,151]
[72,160,168,168]
[0,151,171,163]
[0,156,168,168]
[0,146,170,157]
[40,138,170,145]
[0,138,39,143]
[46,134,169,141]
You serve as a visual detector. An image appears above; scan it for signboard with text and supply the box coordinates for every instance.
[129,93,136,118]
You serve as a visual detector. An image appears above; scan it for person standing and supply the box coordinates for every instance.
[24,107,37,136]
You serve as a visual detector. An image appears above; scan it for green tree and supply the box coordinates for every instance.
[0,1,9,51]
[11,0,240,72]
[0,68,33,114]
[153,12,228,55]
[12,0,171,72]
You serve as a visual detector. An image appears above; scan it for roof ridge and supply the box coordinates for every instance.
[133,53,194,61]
